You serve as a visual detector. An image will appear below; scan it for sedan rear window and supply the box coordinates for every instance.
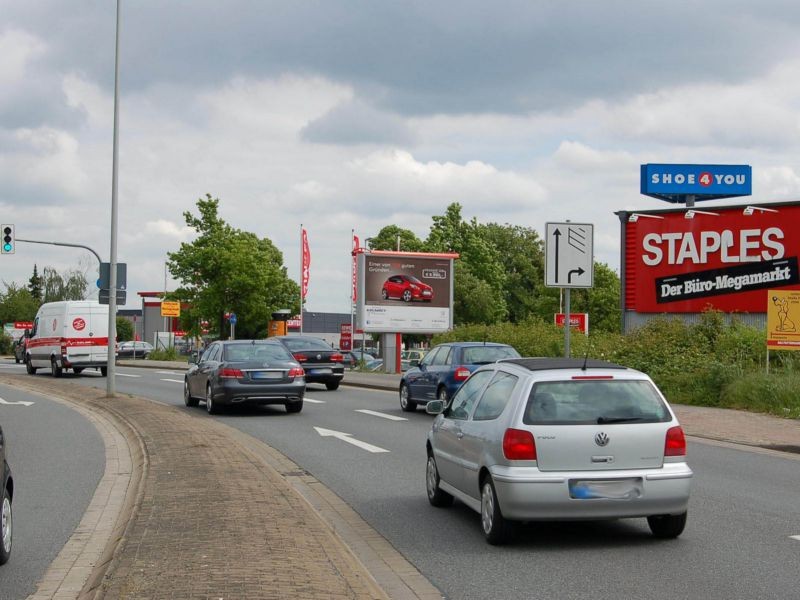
[461,345,520,365]
[224,344,293,362]
[281,337,332,351]
[523,380,670,425]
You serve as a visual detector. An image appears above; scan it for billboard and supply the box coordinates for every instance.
[356,251,457,333]
[640,164,752,202]
[621,202,800,313]
[766,290,800,350]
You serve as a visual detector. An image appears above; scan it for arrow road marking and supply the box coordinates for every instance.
[791,535,800,542]
[314,427,390,453]
[355,409,408,421]
[0,397,35,407]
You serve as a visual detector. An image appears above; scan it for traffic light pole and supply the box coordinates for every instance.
[15,239,102,264]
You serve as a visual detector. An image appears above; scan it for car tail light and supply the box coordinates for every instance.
[454,366,471,381]
[60,343,67,355]
[664,426,687,457]
[503,428,537,460]
[293,353,308,362]
[220,368,244,379]
[331,353,344,363]
[288,366,305,378]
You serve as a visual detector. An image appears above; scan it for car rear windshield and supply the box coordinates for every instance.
[281,337,332,351]
[461,345,520,365]
[224,344,293,362]
[523,380,670,425]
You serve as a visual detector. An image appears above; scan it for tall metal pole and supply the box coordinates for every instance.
[106,0,121,397]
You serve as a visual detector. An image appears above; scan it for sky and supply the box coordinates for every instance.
[3,1,800,315]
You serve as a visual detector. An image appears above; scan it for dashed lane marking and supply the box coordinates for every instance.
[161,379,184,384]
[115,373,141,378]
[790,535,800,542]
[304,397,326,404]
[355,409,407,421]
[156,370,178,375]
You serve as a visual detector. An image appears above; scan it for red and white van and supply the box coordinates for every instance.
[25,301,112,377]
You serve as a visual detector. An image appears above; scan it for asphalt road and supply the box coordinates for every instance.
[0,374,104,600]
[6,361,800,599]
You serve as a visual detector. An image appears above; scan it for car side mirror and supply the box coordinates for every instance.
[426,400,444,415]
[189,351,200,364]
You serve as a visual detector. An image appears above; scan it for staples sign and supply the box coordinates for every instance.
[625,204,800,313]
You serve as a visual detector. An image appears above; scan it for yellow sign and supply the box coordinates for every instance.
[766,290,800,350]
[161,300,181,318]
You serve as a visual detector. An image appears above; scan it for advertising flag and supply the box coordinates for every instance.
[301,228,311,299]
[352,234,359,302]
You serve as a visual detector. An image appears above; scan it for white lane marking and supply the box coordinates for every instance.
[314,427,390,453]
[355,409,407,421]
[790,535,800,541]
[156,370,177,375]
[161,379,184,384]
[0,397,35,407]
[304,397,326,404]
[115,373,141,378]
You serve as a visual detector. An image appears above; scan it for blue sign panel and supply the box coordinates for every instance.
[640,164,752,203]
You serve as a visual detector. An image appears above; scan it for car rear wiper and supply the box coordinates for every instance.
[596,416,645,424]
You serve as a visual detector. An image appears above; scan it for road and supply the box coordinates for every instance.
[4,360,800,599]
[0,371,105,600]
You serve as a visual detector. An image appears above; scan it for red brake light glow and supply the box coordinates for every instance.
[288,366,305,378]
[331,353,344,363]
[664,426,687,456]
[220,367,244,379]
[572,375,614,380]
[293,353,308,362]
[503,428,537,460]
[454,367,471,381]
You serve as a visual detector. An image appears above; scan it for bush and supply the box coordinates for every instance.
[148,347,182,361]
[0,333,13,355]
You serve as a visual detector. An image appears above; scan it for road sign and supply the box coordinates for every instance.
[229,313,237,325]
[161,300,181,317]
[99,289,127,305]
[545,222,594,288]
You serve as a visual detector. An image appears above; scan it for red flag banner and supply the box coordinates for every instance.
[352,234,359,302]
[301,228,311,299]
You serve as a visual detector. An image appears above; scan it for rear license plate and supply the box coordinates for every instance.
[251,371,283,380]
[307,368,332,375]
[569,478,642,500]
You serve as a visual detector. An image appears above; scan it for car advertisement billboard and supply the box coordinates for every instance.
[621,202,800,313]
[356,251,457,333]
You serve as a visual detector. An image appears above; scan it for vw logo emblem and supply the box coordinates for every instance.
[316,354,322,360]
[595,432,610,447]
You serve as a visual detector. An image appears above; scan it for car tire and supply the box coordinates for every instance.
[14,356,20,365]
[402,290,412,302]
[647,511,687,539]
[0,486,11,565]
[100,367,108,377]
[25,356,37,375]
[381,289,389,300]
[206,384,220,415]
[285,400,303,413]
[184,380,199,407]
[437,386,449,404]
[426,453,454,507]
[399,383,417,412]
[325,381,340,391]
[481,476,510,545]
[51,358,62,378]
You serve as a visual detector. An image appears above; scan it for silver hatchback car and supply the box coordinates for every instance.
[425,358,692,544]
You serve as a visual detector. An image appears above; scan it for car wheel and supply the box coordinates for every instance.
[381,288,389,300]
[437,386,449,404]
[51,358,63,378]
[73,368,84,374]
[0,486,11,565]
[14,356,20,365]
[481,476,509,545]
[402,290,412,302]
[184,379,199,407]
[206,384,220,415]
[325,381,340,391]
[426,453,454,507]
[647,512,687,539]
[399,383,417,412]
[285,400,303,413]
[25,356,37,375]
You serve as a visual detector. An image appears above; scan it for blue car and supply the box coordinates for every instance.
[399,342,520,412]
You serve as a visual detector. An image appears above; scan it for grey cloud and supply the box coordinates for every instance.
[300,100,414,145]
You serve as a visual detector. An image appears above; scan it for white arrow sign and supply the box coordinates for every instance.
[314,427,390,453]
[0,397,35,407]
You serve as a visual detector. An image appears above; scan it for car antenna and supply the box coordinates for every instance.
[581,341,591,371]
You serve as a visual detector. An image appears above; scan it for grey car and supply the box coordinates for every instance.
[425,358,693,544]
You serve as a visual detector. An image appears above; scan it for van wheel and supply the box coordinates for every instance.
[51,358,63,378]
[100,367,108,377]
[25,357,37,375]
[73,368,84,374]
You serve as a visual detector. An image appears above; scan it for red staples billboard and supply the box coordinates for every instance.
[622,202,800,313]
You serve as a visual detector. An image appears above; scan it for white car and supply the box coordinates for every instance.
[425,358,692,544]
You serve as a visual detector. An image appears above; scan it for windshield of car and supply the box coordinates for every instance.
[224,343,293,362]
[523,380,670,425]
[280,337,332,351]
[405,275,423,284]
[460,345,520,365]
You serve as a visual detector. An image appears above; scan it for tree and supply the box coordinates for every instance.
[567,262,621,333]
[452,262,506,325]
[116,317,133,342]
[167,194,300,339]
[41,266,88,302]
[28,264,43,304]
[0,283,39,324]
[368,226,425,252]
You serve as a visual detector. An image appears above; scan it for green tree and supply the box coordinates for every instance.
[116,317,133,342]
[452,262,506,325]
[0,283,39,324]
[167,194,300,339]
[28,264,43,304]
[369,225,425,252]
[41,266,88,302]
[565,262,621,333]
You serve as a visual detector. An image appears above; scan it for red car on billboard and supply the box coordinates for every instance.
[381,274,434,302]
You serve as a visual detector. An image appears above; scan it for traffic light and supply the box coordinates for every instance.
[1,224,14,254]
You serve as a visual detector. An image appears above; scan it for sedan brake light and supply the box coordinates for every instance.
[293,353,308,362]
[331,353,344,363]
[454,366,471,381]
[288,366,305,378]
[664,425,687,456]
[503,428,537,460]
[220,367,244,379]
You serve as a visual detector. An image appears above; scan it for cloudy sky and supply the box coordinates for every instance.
[3,1,800,315]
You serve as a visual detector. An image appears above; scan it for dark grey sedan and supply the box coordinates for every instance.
[1,422,13,565]
[184,340,305,415]
[272,336,345,390]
